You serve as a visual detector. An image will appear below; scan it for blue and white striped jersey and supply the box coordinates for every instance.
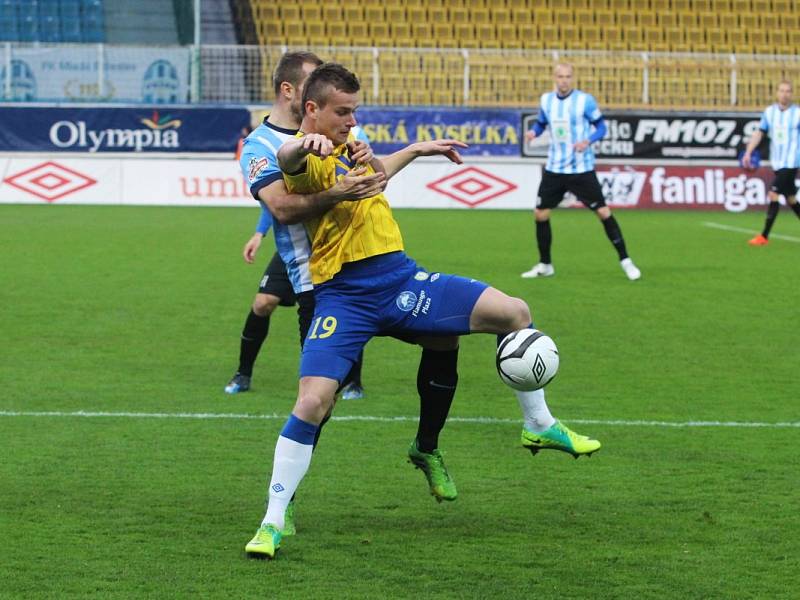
[239,119,370,294]
[759,104,800,170]
[240,118,313,294]
[535,89,603,174]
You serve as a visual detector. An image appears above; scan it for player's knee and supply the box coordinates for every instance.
[295,390,333,424]
[505,297,531,330]
[596,206,612,219]
[253,293,280,316]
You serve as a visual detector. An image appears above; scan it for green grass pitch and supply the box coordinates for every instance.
[1,205,798,598]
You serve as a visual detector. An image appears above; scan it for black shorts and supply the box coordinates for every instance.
[770,168,798,197]
[258,252,296,307]
[537,170,607,210]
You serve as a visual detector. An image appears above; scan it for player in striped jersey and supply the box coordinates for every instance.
[244,63,600,559]
[522,63,641,281]
[742,80,800,246]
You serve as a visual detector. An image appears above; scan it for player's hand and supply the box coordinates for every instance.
[411,139,468,164]
[346,140,374,166]
[742,152,752,169]
[300,134,334,159]
[574,139,590,152]
[243,233,262,264]
[525,130,537,142]
[331,167,387,201]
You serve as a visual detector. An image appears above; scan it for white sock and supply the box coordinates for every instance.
[516,388,556,432]
[261,435,314,530]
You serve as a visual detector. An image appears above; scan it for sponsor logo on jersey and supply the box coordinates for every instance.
[414,271,429,281]
[249,157,269,182]
[411,290,431,318]
[396,291,417,312]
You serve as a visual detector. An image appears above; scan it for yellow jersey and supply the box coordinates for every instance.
[283,132,404,285]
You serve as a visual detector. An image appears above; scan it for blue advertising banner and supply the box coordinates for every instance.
[356,108,521,156]
[0,106,251,153]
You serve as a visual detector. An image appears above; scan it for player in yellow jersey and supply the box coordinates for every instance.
[244,64,601,559]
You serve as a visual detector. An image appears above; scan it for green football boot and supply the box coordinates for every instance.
[245,524,282,559]
[408,441,458,502]
[281,501,296,537]
[521,420,601,458]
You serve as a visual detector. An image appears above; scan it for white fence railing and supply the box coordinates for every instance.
[4,43,800,109]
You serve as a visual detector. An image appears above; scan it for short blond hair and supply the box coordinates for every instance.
[553,62,574,76]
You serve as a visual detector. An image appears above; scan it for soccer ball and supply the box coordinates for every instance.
[496,329,559,391]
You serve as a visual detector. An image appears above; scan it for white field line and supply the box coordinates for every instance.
[702,221,800,243]
[0,410,798,428]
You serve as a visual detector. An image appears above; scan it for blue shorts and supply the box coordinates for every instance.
[300,251,489,382]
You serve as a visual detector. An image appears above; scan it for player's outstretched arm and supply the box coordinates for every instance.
[381,139,468,180]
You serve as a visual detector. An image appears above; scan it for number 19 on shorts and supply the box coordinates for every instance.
[308,316,337,339]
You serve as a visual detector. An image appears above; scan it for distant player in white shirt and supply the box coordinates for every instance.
[742,80,800,246]
[522,63,640,281]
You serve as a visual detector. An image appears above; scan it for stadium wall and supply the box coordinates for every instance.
[0,105,782,212]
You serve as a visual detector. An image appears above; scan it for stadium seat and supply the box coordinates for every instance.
[348,21,370,46]
[532,8,553,26]
[343,5,363,21]
[471,7,490,24]
[305,20,324,42]
[491,7,510,24]
[411,22,432,44]
[18,15,38,41]
[0,16,19,41]
[322,5,341,22]
[17,1,37,19]
[391,23,415,47]
[407,5,426,24]
[517,23,537,45]
[512,8,532,24]
[449,7,469,24]
[61,15,82,42]
[637,12,655,28]
[385,5,404,23]
[279,5,299,21]
[719,13,737,31]
[300,6,320,22]
[0,0,15,18]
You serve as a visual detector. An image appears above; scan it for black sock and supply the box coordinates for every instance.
[763,202,780,238]
[415,347,459,453]
[790,202,800,219]
[536,220,552,264]
[313,412,331,450]
[237,310,269,377]
[601,215,629,260]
